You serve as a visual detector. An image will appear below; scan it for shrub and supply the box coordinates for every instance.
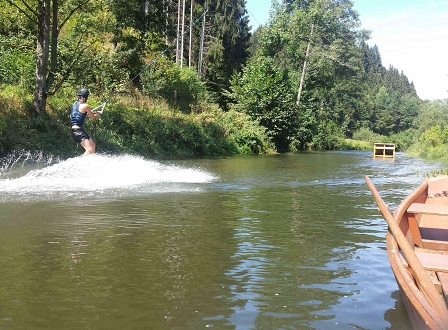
[352,127,384,143]
[388,128,418,151]
[141,59,209,113]
[309,121,345,150]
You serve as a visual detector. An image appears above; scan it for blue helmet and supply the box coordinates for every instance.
[77,88,90,98]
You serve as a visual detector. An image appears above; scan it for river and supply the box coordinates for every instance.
[0,151,446,329]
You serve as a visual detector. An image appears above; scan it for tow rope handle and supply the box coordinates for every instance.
[92,100,108,118]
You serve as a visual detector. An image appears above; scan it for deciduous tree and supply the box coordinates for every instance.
[3,0,93,113]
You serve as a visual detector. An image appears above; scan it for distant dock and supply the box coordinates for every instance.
[373,143,395,158]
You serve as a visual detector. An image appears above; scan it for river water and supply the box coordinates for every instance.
[0,151,446,330]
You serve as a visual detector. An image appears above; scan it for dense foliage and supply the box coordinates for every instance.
[407,100,448,159]
[0,0,446,159]
[0,86,272,158]
[227,0,423,152]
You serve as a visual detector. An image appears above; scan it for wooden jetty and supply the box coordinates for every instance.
[374,143,395,158]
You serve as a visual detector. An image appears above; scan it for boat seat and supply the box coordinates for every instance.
[401,250,448,273]
[415,251,448,272]
[408,203,448,216]
[406,203,448,250]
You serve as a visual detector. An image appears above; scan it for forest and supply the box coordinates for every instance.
[0,0,447,159]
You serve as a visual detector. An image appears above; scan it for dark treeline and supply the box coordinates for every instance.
[0,0,446,158]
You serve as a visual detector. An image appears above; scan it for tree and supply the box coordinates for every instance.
[197,0,251,105]
[227,56,298,152]
[251,0,363,146]
[0,3,35,88]
[415,99,448,134]
[108,0,177,88]
[3,0,93,113]
[260,0,361,100]
[373,86,394,135]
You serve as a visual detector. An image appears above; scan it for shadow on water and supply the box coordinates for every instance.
[0,150,447,329]
[384,290,413,330]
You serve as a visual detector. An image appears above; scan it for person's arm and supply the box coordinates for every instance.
[79,103,100,119]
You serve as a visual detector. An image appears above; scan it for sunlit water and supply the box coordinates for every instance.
[0,151,446,329]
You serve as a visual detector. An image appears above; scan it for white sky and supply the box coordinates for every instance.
[245,0,448,100]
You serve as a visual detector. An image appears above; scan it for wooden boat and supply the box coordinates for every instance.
[365,176,448,330]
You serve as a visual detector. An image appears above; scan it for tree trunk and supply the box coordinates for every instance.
[296,23,314,107]
[176,0,181,63]
[189,0,193,67]
[33,0,51,113]
[180,0,186,68]
[198,10,206,77]
[46,0,58,93]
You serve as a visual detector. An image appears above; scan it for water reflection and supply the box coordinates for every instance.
[226,215,272,329]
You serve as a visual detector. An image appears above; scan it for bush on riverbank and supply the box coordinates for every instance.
[349,127,418,152]
[0,87,274,159]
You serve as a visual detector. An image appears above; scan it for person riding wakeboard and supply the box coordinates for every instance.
[70,88,101,155]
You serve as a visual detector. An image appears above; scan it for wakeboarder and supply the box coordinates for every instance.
[70,88,101,155]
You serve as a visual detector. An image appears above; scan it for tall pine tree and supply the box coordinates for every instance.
[197,0,251,105]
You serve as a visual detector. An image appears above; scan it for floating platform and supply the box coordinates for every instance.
[373,143,395,158]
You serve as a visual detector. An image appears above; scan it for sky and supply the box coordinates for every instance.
[245,0,448,100]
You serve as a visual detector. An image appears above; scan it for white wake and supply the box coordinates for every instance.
[0,154,217,201]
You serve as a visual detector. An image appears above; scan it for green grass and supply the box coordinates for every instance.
[342,139,372,151]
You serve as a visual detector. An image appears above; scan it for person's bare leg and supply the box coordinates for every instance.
[80,138,96,155]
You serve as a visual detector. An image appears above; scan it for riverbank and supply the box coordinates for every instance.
[0,90,275,159]
[0,88,417,160]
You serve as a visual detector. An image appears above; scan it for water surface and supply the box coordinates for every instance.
[0,151,445,329]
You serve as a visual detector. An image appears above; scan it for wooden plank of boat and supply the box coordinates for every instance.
[427,271,441,293]
[438,272,448,305]
[408,203,448,216]
[399,251,448,273]
[365,176,448,330]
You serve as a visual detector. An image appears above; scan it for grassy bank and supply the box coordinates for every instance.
[341,139,372,151]
[0,88,275,160]
[1,87,422,161]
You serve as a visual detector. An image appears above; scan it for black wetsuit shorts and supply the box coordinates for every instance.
[71,127,90,143]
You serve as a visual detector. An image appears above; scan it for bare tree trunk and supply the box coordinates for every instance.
[296,23,314,107]
[180,0,186,68]
[198,10,206,78]
[33,0,51,113]
[175,0,181,105]
[46,0,58,93]
[176,0,181,63]
[165,1,169,41]
[189,0,194,67]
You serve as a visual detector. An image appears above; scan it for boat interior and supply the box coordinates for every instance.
[398,176,448,306]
